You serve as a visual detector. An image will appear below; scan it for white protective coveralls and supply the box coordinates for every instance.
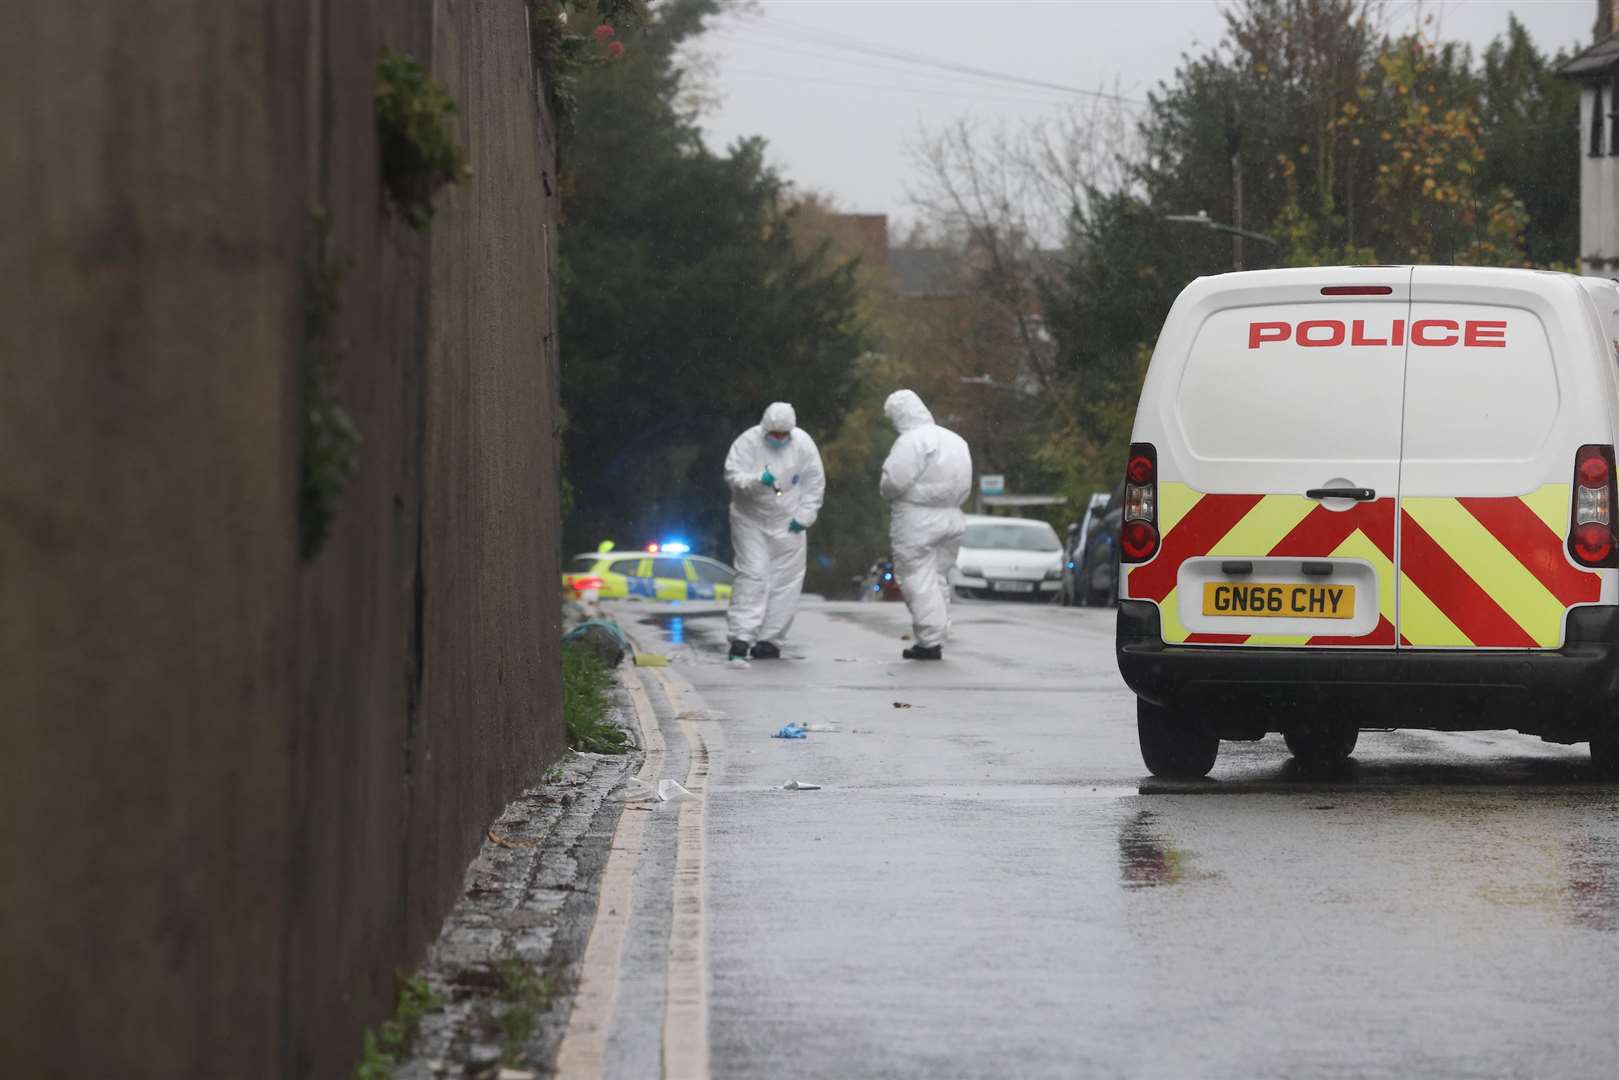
[724,402,826,646]
[879,390,973,648]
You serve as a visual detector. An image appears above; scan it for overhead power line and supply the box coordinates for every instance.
[713,28,1089,106]
[713,10,1149,108]
[722,66,1111,107]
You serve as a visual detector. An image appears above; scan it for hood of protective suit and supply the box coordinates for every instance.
[761,401,798,433]
[884,390,934,433]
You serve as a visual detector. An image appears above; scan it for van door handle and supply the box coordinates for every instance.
[1306,487,1376,501]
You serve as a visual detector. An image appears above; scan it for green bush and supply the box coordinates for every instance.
[562,643,628,754]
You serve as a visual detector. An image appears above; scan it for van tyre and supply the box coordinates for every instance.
[1137,698,1219,779]
[1591,732,1619,778]
[1283,722,1359,766]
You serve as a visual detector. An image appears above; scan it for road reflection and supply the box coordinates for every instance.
[1116,809,1186,888]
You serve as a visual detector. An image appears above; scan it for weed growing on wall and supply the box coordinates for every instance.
[375,52,471,230]
[299,210,361,561]
[352,972,444,1080]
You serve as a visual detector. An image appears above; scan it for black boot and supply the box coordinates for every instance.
[728,638,750,661]
[902,644,943,660]
[749,640,781,660]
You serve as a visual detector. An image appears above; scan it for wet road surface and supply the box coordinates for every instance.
[605,597,1619,1078]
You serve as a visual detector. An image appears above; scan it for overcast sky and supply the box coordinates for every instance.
[690,0,1594,222]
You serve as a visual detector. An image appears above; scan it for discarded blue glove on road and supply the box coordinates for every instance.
[787,519,806,533]
[771,722,807,739]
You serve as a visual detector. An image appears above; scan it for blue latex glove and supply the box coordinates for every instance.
[787,519,806,534]
[760,468,776,488]
[772,723,807,739]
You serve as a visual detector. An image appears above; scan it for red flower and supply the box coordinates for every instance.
[607,41,625,59]
[593,24,615,41]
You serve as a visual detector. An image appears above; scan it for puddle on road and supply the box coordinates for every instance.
[1116,809,1220,889]
[886,783,1139,802]
[639,609,724,649]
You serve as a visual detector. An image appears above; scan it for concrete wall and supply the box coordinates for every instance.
[0,1,564,1076]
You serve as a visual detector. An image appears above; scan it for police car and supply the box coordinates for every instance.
[564,544,736,602]
[1117,266,1619,778]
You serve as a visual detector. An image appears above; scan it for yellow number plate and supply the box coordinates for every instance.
[1202,582,1355,620]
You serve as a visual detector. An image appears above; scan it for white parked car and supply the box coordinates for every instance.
[948,514,1065,601]
[1118,265,1619,779]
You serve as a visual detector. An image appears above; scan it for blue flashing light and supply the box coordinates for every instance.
[660,540,691,554]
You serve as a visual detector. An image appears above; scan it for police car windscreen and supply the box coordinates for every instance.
[1175,302,1407,465]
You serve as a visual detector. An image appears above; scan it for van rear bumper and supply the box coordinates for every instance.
[1116,601,1619,739]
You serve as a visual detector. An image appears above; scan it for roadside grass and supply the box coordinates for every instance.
[494,956,558,1064]
[352,972,444,1080]
[563,643,629,754]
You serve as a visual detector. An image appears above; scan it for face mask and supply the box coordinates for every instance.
[766,434,790,449]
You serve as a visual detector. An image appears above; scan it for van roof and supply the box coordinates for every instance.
[1187,265,1577,286]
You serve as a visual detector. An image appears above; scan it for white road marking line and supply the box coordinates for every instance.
[654,665,712,1080]
[555,668,665,1078]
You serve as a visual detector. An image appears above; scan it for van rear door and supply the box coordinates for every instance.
[1129,268,1410,646]
[1396,268,1601,648]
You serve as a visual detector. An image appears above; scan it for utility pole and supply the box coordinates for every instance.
[1227,99,1244,271]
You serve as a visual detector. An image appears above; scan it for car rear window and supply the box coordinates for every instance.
[962,522,1061,552]
[1176,302,1407,464]
[567,555,599,573]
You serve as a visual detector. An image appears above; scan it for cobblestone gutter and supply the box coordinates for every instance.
[394,687,639,1079]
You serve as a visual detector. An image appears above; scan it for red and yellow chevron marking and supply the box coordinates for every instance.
[1127,484,1395,647]
[1400,488,1598,647]
[1125,483,1599,648]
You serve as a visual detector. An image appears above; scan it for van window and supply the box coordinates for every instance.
[1400,305,1558,464]
[1593,83,1605,158]
[1176,302,1407,464]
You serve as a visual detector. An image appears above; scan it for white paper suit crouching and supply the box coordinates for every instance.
[723,402,826,660]
[880,389,973,659]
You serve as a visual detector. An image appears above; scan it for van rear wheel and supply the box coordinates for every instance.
[1591,732,1619,778]
[1283,722,1359,766]
[1137,698,1219,779]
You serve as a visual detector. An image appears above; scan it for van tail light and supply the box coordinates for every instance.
[1570,445,1618,568]
[1120,442,1159,563]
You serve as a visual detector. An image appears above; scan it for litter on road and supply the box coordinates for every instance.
[617,777,693,802]
[657,779,693,802]
[634,653,670,667]
[781,780,822,790]
[772,722,808,739]
[893,702,913,709]
[800,723,840,732]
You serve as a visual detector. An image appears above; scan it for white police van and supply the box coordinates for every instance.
[1116,266,1619,778]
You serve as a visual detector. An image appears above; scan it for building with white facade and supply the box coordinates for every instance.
[1562,3,1619,270]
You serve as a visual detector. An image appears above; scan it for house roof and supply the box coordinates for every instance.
[888,248,964,297]
[1560,32,1619,79]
